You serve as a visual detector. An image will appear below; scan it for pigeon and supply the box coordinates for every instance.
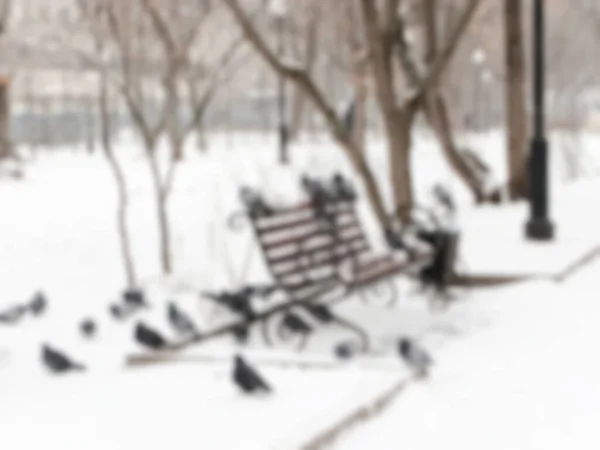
[123,289,148,308]
[167,302,198,336]
[398,337,434,379]
[135,322,168,350]
[232,324,249,344]
[341,98,355,137]
[301,176,336,226]
[281,312,312,335]
[330,173,356,202]
[384,227,417,260]
[303,303,334,324]
[42,344,85,373]
[219,292,256,321]
[334,342,354,360]
[0,305,27,324]
[232,354,271,395]
[240,187,275,219]
[109,303,125,320]
[80,318,97,338]
[29,291,47,316]
[433,184,455,214]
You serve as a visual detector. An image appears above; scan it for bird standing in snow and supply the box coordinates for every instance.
[135,322,168,350]
[330,173,356,202]
[232,355,272,395]
[29,291,48,316]
[167,302,198,337]
[80,318,97,338]
[398,337,434,379]
[42,344,85,373]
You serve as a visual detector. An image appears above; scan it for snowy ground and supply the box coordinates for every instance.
[333,257,600,450]
[1,129,599,448]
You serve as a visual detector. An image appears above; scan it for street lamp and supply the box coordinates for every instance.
[269,0,289,165]
[471,48,486,131]
[525,0,554,240]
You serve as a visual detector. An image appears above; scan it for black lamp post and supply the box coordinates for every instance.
[525,0,554,240]
[270,0,289,165]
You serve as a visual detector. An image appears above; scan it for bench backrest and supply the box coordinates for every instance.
[248,200,371,298]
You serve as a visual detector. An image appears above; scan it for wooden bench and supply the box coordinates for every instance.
[238,187,430,350]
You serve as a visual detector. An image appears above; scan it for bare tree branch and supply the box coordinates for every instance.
[410,0,481,102]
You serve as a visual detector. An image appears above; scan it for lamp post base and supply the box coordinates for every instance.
[525,217,554,241]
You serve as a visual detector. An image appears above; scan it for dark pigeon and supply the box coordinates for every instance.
[30,291,47,316]
[232,324,249,345]
[240,187,275,219]
[0,305,28,324]
[281,312,312,335]
[123,289,148,308]
[334,342,354,360]
[232,354,271,395]
[135,322,168,350]
[80,319,97,338]
[384,228,417,261]
[432,184,455,214]
[167,302,198,336]
[330,173,356,202]
[42,344,85,373]
[219,292,256,321]
[303,303,334,324]
[341,98,355,137]
[301,176,336,226]
[109,303,125,320]
[398,337,434,379]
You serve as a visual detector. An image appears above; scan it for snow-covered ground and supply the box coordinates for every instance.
[1,129,600,449]
[333,257,600,450]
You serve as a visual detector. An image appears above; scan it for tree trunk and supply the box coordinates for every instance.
[352,65,368,151]
[157,192,173,274]
[388,110,415,213]
[425,93,488,202]
[289,16,320,140]
[0,76,12,160]
[504,0,528,200]
[196,120,208,152]
[147,153,174,275]
[99,73,138,288]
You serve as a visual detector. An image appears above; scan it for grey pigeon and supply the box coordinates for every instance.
[232,355,272,395]
[330,173,356,202]
[123,289,148,308]
[42,344,85,373]
[80,318,97,338]
[167,302,198,336]
[30,291,47,316]
[135,322,168,350]
[398,337,433,379]
[281,312,312,335]
[303,303,334,324]
[334,342,354,360]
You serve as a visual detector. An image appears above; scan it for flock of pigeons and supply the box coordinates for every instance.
[3,172,442,393]
[2,288,435,394]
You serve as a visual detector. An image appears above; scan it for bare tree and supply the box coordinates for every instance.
[223,0,390,226]
[223,0,480,222]
[72,0,245,274]
[58,1,141,288]
[287,2,321,141]
[504,0,528,200]
[0,0,12,161]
